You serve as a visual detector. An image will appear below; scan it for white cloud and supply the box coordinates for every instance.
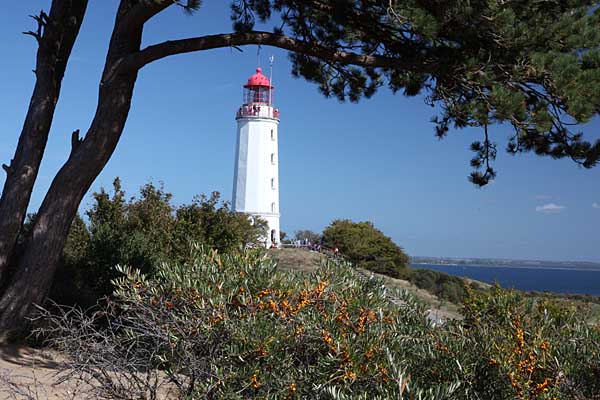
[593,202,600,209]
[535,203,565,213]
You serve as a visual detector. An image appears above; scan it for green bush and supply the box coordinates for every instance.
[52,178,267,306]
[322,220,410,278]
[318,220,468,304]
[42,247,600,399]
[408,269,468,303]
[450,287,600,399]
[42,245,457,399]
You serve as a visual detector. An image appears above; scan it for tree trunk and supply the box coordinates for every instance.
[0,1,143,338]
[0,0,88,284]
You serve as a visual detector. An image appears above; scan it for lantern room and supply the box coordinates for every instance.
[243,67,273,106]
[237,67,280,120]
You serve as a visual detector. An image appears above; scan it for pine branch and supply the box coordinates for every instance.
[118,31,431,75]
[173,0,202,14]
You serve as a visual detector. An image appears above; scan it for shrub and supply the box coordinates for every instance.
[40,245,460,399]
[408,269,468,303]
[451,287,600,399]
[322,220,409,278]
[173,192,268,256]
[51,178,267,306]
[320,220,470,304]
[39,247,600,399]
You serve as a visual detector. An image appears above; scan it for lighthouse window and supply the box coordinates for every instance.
[271,153,275,164]
[271,129,275,141]
[271,202,276,213]
[271,178,275,189]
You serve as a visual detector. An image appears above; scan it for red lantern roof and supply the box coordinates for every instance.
[244,67,272,88]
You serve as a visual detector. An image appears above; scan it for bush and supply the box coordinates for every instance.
[322,220,409,278]
[408,269,468,303]
[303,219,469,304]
[39,247,600,399]
[51,178,267,306]
[40,246,458,399]
[450,287,600,399]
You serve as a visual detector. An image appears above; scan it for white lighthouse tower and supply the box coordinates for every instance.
[233,66,281,247]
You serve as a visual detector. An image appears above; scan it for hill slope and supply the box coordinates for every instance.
[268,248,462,320]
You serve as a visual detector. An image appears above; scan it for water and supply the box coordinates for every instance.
[412,264,600,296]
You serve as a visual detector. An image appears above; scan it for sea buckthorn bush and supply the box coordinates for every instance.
[439,287,600,400]
[40,246,600,399]
[455,287,600,400]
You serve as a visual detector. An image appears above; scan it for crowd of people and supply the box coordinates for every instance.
[289,238,340,256]
[292,238,322,252]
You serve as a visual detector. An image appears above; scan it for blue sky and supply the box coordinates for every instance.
[1,1,599,262]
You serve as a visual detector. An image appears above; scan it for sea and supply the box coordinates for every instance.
[412,264,600,296]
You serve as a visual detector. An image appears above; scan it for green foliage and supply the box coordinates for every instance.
[230,0,600,185]
[56,178,267,306]
[408,269,468,304]
[319,220,471,304]
[46,245,458,398]
[173,192,267,256]
[51,214,97,307]
[451,287,600,399]
[322,219,409,278]
[43,247,600,399]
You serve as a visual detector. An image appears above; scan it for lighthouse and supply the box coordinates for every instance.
[233,67,281,247]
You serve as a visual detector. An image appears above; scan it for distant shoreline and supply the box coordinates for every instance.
[411,262,600,273]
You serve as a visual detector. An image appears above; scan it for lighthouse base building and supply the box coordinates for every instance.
[233,68,281,248]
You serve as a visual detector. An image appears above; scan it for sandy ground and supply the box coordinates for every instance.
[0,345,77,400]
[0,345,180,400]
